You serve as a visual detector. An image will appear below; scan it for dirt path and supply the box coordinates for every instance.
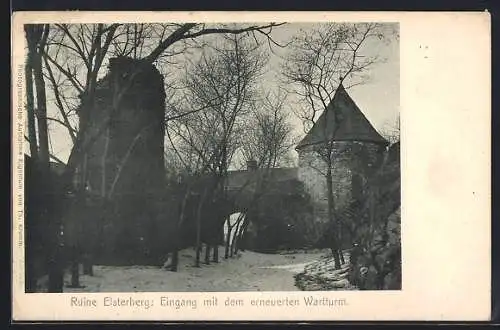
[64,247,328,292]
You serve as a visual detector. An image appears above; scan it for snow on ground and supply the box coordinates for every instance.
[64,246,328,292]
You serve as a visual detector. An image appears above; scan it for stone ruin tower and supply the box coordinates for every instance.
[78,57,167,264]
[295,84,389,242]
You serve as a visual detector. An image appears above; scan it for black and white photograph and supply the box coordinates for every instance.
[21,21,401,294]
[11,11,492,322]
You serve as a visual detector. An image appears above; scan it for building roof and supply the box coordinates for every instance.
[225,167,298,191]
[296,84,389,150]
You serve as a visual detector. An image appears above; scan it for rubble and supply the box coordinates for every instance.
[294,252,358,291]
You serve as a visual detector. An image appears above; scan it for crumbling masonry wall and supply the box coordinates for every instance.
[80,57,168,264]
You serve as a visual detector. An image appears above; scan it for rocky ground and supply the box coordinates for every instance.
[294,252,358,291]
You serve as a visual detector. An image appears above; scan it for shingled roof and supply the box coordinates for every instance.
[296,84,388,150]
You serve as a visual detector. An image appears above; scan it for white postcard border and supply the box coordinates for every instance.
[11,11,491,321]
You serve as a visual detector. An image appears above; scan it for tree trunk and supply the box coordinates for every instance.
[80,155,94,275]
[172,189,189,272]
[330,248,341,270]
[368,189,376,252]
[24,34,38,293]
[68,246,85,288]
[237,216,250,252]
[194,190,206,268]
[30,25,65,292]
[231,214,244,256]
[168,227,180,272]
[82,254,93,276]
[224,217,231,259]
[230,222,239,257]
[195,244,202,268]
[101,128,110,196]
[70,260,79,288]
[25,55,38,159]
[326,160,341,270]
[231,233,239,256]
[339,249,345,265]
[32,52,49,167]
[170,249,179,272]
[204,243,210,265]
[212,243,218,263]
[47,220,64,293]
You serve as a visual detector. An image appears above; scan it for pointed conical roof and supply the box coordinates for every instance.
[296,84,388,150]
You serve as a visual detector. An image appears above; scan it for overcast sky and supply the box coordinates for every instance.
[266,23,400,139]
[35,23,399,164]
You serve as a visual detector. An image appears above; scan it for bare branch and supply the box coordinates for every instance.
[43,54,77,142]
[144,23,286,63]
[44,52,85,94]
[282,23,393,128]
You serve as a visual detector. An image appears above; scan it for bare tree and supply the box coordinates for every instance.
[39,23,126,288]
[224,90,296,257]
[39,23,286,198]
[35,22,287,201]
[24,26,40,162]
[24,24,67,292]
[167,31,268,265]
[27,22,286,292]
[282,23,395,269]
[239,90,295,169]
[24,23,53,292]
[282,23,395,130]
[163,131,217,270]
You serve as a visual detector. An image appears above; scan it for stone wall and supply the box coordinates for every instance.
[79,57,168,264]
[297,141,386,243]
[84,57,166,197]
[297,144,351,224]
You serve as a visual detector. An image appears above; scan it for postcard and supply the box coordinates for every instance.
[11,11,491,321]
